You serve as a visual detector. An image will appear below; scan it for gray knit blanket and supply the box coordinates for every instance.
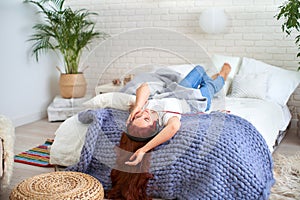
[67,108,274,200]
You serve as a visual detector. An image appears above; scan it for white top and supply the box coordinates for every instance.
[145,98,191,126]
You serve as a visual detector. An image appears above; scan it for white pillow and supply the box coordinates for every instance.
[50,114,88,166]
[83,92,136,110]
[230,73,268,99]
[211,54,242,95]
[166,64,196,79]
[238,57,300,106]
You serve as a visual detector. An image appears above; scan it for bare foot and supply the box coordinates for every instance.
[219,63,231,81]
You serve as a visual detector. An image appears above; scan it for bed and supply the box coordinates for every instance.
[49,55,300,199]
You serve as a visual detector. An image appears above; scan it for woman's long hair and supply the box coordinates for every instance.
[106,132,154,200]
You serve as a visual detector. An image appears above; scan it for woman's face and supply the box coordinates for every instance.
[131,109,154,128]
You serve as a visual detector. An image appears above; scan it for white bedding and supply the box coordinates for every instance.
[49,115,88,166]
[222,97,291,153]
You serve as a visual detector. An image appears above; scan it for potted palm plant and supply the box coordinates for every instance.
[275,0,300,70]
[24,0,109,98]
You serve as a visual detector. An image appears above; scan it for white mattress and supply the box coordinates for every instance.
[222,97,291,153]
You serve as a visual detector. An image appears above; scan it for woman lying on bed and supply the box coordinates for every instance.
[65,63,274,200]
[106,64,231,199]
[124,63,231,166]
[106,64,232,199]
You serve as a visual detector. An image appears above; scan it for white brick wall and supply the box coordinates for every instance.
[67,0,300,120]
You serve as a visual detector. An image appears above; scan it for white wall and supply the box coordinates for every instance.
[0,1,60,127]
[0,0,299,126]
[67,0,300,121]
[67,0,298,68]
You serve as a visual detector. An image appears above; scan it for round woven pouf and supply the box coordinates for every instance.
[9,171,104,200]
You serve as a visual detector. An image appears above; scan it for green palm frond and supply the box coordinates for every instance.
[275,0,300,70]
[24,0,109,74]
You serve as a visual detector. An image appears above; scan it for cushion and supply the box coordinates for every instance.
[83,92,136,110]
[9,171,104,200]
[230,73,269,99]
[238,57,300,106]
[166,64,195,79]
[211,54,242,95]
[49,114,88,166]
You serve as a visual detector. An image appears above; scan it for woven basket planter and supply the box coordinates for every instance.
[59,73,87,98]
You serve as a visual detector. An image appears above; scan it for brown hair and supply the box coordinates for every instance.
[106,132,154,200]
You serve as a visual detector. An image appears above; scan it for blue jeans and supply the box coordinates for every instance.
[179,65,224,111]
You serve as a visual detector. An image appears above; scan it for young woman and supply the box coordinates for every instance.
[106,64,231,199]
[125,63,231,166]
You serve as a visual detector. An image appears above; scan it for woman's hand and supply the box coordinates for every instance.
[127,105,142,124]
[127,83,150,124]
[125,148,146,166]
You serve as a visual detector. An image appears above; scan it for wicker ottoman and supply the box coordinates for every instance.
[9,171,104,200]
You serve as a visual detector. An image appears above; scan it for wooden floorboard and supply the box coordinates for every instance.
[0,118,299,199]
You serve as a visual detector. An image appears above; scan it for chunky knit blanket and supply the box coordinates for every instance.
[67,108,274,200]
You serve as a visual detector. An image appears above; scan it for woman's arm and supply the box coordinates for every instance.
[125,116,181,166]
[127,83,150,123]
[135,83,150,108]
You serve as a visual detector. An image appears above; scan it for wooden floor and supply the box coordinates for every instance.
[0,119,299,199]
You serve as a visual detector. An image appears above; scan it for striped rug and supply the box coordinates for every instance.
[14,139,54,167]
